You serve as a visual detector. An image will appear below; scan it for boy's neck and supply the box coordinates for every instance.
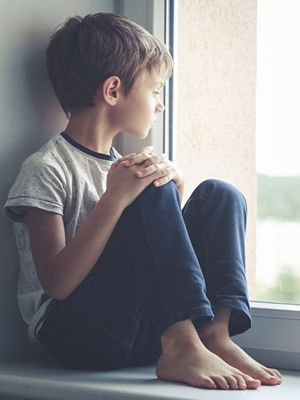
[64,108,116,155]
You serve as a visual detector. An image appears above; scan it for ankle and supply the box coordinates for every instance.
[198,321,230,347]
[161,320,201,353]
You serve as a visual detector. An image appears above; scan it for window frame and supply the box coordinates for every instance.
[122,0,300,371]
[167,0,300,371]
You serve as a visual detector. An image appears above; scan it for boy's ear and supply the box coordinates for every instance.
[100,76,122,106]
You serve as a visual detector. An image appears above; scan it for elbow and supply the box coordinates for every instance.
[49,291,70,301]
[42,282,73,301]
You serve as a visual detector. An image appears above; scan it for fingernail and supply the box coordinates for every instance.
[136,171,143,177]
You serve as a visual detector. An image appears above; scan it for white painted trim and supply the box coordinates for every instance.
[233,302,300,370]
[114,0,167,156]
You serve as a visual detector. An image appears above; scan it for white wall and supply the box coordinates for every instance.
[176,0,257,296]
[0,0,118,363]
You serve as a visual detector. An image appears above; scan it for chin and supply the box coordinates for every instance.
[128,131,150,140]
[124,125,151,139]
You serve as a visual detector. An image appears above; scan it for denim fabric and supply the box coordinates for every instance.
[40,179,251,370]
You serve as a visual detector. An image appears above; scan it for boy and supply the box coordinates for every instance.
[4,13,281,390]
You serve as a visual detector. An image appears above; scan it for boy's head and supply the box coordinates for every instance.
[47,13,173,116]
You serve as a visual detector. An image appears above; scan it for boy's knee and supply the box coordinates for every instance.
[196,179,247,209]
[136,181,180,206]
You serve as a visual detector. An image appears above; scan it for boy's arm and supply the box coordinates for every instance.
[27,194,121,301]
[27,161,168,301]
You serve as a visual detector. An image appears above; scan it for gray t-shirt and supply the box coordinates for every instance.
[3,133,119,342]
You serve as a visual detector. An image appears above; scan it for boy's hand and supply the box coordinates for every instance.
[111,146,185,202]
[136,156,184,190]
[111,146,155,169]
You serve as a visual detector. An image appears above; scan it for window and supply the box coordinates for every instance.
[120,0,300,370]
[171,0,300,370]
[256,0,300,305]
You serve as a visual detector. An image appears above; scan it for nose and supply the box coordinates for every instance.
[155,98,165,114]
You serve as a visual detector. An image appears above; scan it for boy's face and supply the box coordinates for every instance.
[115,66,166,138]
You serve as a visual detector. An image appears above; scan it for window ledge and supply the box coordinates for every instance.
[0,357,299,400]
[233,301,300,370]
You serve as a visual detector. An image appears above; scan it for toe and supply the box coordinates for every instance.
[212,376,230,390]
[258,370,281,385]
[200,377,217,389]
[224,375,241,390]
[243,374,261,389]
[268,368,282,384]
[232,375,247,390]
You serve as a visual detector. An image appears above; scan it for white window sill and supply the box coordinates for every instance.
[233,301,300,370]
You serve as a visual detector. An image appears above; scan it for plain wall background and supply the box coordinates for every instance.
[0,0,120,363]
[176,0,257,296]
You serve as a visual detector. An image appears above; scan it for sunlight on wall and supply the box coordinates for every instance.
[176,0,257,297]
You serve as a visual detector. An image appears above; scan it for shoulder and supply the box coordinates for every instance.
[23,134,67,170]
[4,135,69,222]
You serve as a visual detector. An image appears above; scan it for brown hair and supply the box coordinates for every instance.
[47,13,173,116]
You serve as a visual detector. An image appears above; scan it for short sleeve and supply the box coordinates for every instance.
[4,154,66,223]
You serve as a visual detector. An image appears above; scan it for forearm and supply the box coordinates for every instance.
[36,194,123,300]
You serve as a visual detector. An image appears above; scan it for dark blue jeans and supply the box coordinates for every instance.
[39,179,251,370]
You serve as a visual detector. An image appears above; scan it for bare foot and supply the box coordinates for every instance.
[156,320,261,390]
[198,321,282,386]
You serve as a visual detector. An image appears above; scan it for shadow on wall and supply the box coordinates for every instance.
[0,29,67,362]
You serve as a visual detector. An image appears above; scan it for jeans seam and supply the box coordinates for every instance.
[155,305,212,331]
[212,298,249,309]
[182,195,207,217]
[91,317,134,348]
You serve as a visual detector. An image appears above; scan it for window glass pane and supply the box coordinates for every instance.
[256,0,300,304]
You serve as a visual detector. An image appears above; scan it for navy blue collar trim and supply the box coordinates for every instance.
[61,132,117,161]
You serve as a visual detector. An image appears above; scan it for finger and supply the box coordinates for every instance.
[153,168,173,187]
[124,146,154,166]
[124,152,154,167]
[139,153,166,168]
[136,163,160,177]
[137,163,172,179]
[113,153,135,166]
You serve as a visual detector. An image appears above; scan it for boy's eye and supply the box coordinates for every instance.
[153,91,160,96]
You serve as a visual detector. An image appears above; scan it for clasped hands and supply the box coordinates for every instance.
[106,146,185,209]
[111,146,184,191]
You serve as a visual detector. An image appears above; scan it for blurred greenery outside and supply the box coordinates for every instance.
[256,174,300,304]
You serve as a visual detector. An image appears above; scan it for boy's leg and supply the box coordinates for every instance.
[181,179,281,385]
[182,179,251,335]
[40,181,213,370]
[40,180,264,389]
